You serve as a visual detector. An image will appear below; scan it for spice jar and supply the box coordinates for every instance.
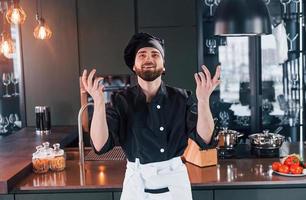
[32,145,49,173]
[50,143,66,171]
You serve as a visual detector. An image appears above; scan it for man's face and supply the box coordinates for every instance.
[133,47,165,82]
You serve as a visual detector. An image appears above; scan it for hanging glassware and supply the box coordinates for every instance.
[292,0,300,13]
[286,33,298,51]
[280,0,292,14]
[206,38,217,54]
[263,0,270,5]
[204,0,215,16]
[5,0,26,25]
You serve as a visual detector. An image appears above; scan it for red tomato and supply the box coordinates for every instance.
[284,156,300,167]
[278,164,290,174]
[272,162,282,171]
[290,165,303,174]
[291,156,300,166]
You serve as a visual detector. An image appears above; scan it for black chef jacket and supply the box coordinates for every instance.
[91,81,211,164]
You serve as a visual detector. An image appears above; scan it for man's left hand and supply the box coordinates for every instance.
[194,65,221,103]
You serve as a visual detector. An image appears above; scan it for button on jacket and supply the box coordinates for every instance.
[91,82,210,164]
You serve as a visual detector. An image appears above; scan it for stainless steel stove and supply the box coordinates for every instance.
[217,144,280,159]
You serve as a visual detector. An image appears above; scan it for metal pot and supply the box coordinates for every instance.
[248,129,285,150]
[215,128,244,149]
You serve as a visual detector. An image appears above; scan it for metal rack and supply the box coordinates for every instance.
[280,0,305,142]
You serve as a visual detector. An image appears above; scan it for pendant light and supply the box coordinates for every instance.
[5,0,26,25]
[33,17,52,40]
[214,0,272,36]
[0,2,15,59]
[33,0,52,40]
[0,31,15,59]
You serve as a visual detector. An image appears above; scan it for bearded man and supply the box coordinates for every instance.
[82,32,221,200]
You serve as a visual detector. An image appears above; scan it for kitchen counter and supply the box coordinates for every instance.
[3,128,306,200]
[12,154,306,200]
[14,157,306,191]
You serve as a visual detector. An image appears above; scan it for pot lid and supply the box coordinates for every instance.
[219,128,242,135]
[248,130,285,141]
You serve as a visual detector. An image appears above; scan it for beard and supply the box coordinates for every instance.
[134,63,164,82]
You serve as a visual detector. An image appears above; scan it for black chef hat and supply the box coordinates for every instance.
[124,32,165,70]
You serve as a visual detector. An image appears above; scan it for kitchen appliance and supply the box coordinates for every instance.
[217,148,237,158]
[35,106,51,134]
[250,147,280,158]
[218,143,282,159]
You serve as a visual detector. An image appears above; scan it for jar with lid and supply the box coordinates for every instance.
[32,145,49,173]
[50,143,66,171]
[42,142,53,156]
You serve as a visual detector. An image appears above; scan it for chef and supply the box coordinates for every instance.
[81,32,221,200]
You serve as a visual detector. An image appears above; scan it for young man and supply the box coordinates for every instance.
[82,32,221,200]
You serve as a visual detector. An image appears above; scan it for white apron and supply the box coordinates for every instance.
[120,157,193,200]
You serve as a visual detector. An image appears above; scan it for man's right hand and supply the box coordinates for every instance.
[82,69,109,152]
[81,69,105,104]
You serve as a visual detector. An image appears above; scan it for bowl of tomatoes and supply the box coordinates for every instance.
[272,154,306,176]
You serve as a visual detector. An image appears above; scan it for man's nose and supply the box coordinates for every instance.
[145,55,153,62]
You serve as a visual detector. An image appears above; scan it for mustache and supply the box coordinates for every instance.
[141,62,156,68]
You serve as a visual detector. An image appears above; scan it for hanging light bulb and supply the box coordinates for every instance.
[5,1,26,25]
[0,32,15,59]
[33,0,52,40]
[33,15,52,40]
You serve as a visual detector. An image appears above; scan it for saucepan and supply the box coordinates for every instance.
[215,128,244,149]
[248,128,285,150]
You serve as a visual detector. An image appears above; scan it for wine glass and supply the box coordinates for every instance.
[287,33,298,51]
[290,73,299,89]
[292,0,300,13]
[0,115,9,133]
[10,73,19,96]
[214,0,221,5]
[14,114,21,128]
[219,111,230,128]
[0,114,4,133]
[263,0,270,5]
[219,37,227,46]
[9,114,16,128]
[206,38,217,54]
[2,73,11,98]
[15,113,19,121]
[280,0,292,14]
[204,0,215,16]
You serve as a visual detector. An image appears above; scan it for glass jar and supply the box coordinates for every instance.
[42,142,53,156]
[50,143,66,171]
[32,145,49,174]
